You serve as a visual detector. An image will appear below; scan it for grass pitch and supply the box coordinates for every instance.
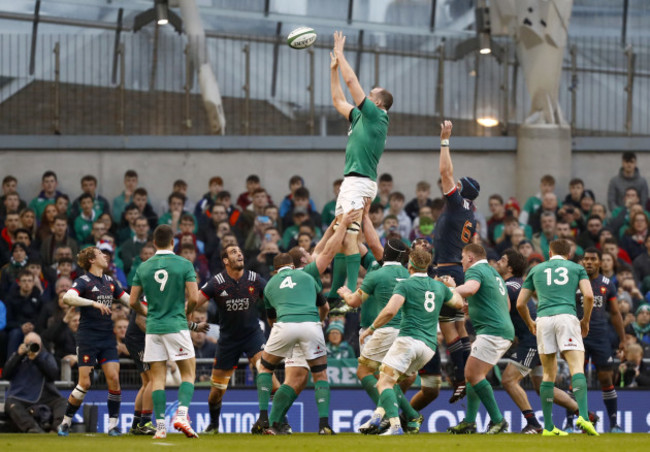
[2,433,647,452]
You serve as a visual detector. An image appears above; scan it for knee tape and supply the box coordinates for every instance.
[71,385,88,401]
[310,363,327,374]
[379,364,399,384]
[210,376,230,390]
[333,222,339,231]
[260,357,277,371]
[420,374,442,389]
[346,221,361,234]
[358,356,381,371]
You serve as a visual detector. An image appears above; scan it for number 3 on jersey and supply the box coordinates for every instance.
[424,291,436,312]
[280,276,297,289]
[154,269,168,291]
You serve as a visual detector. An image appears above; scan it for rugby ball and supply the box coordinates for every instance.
[287,26,317,49]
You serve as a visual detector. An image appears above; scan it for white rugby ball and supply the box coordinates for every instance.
[287,26,317,49]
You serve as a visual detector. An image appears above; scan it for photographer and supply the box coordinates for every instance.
[248,239,280,280]
[618,343,650,388]
[3,332,66,433]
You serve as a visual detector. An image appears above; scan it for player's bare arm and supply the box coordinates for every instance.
[185,281,199,317]
[129,285,147,316]
[333,31,366,107]
[447,291,464,311]
[516,287,536,336]
[608,297,627,353]
[195,291,209,309]
[337,285,368,308]
[578,279,594,337]
[318,302,329,321]
[439,120,456,194]
[63,288,111,315]
[330,50,353,118]
[314,210,354,273]
[362,209,384,261]
[451,279,480,299]
[117,292,131,308]
[359,294,405,344]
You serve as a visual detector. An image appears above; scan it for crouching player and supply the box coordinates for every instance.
[359,248,462,435]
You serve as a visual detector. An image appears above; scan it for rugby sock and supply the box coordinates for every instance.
[280,388,299,420]
[602,385,618,428]
[269,384,296,425]
[152,390,166,421]
[571,373,589,419]
[464,382,480,423]
[314,380,331,420]
[63,402,81,425]
[107,390,121,429]
[140,410,152,427]
[540,381,555,431]
[209,401,222,428]
[256,372,273,421]
[329,254,347,301]
[447,337,465,382]
[522,409,541,428]
[344,253,361,292]
[378,388,399,420]
[132,411,141,430]
[360,375,380,404]
[393,384,419,420]
[460,336,471,362]
[472,379,503,424]
[178,382,194,412]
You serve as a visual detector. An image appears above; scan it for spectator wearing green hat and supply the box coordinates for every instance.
[326,321,355,359]
[629,304,650,345]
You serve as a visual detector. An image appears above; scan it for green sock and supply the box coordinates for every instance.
[178,381,194,408]
[345,253,361,291]
[472,379,503,423]
[314,380,331,419]
[540,381,555,431]
[360,375,379,404]
[329,254,347,298]
[378,388,399,419]
[281,388,299,419]
[256,372,273,411]
[572,373,589,419]
[152,390,166,421]
[394,385,419,420]
[464,382,480,423]
[269,385,296,425]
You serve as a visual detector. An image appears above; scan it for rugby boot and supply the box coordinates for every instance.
[447,420,477,434]
[173,416,199,438]
[449,381,467,403]
[264,423,288,435]
[57,422,70,437]
[610,425,624,433]
[280,422,293,435]
[485,419,509,434]
[318,425,335,435]
[359,412,383,435]
[153,429,167,439]
[542,427,569,436]
[108,427,122,437]
[521,424,543,434]
[404,414,424,433]
[137,422,157,435]
[379,424,404,436]
[576,416,599,436]
[588,411,600,427]
[250,418,268,435]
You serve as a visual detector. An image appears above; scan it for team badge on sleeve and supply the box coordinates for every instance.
[248,286,255,294]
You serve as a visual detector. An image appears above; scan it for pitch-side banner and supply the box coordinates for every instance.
[74,388,650,433]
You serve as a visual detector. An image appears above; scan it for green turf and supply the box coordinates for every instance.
[1,433,647,452]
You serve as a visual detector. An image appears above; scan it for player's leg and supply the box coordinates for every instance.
[58,355,93,435]
[173,356,198,438]
[206,368,234,431]
[149,361,168,437]
[596,366,619,431]
[131,379,144,432]
[101,361,122,435]
[563,349,595,432]
[409,353,442,411]
[255,350,283,428]
[305,355,333,434]
[140,369,154,430]
[464,356,504,425]
[502,362,542,433]
[357,358,381,404]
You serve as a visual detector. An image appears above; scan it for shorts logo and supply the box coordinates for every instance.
[248,286,255,294]
[83,355,90,363]
[180,348,183,352]
[564,338,577,348]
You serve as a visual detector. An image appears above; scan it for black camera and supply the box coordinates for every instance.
[26,342,40,353]
[565,206,574,214]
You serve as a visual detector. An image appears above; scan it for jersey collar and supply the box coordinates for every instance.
[469,259,488,269]
[549,255,565,261]
[155,250,175,255]
[411,272,428,278]
[383,261,402,266]
[277,266,293,273]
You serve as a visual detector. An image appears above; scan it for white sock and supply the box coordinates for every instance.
[177,406,188,419]
[389,417,401,428]
[108,417,118,430]
[156,419,166,431]
[375,407,386,418]
[62,415,72,426]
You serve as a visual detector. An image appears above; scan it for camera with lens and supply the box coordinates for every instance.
[564,206,574,214]
[26,342,40,353]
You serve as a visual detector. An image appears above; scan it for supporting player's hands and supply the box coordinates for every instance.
[580,318,590,337]
[330,52,338,70]
[440,120,453,140]
[359,327,373,345]
[333,31,346,57]
[337,286,352,298]
[340,210,356,228]
[436,275,456,288]
[461,301,469,315]
[196,322,210,333]
[93,301,111,316]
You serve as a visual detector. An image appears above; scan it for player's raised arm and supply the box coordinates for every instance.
[314,210,354,273]
[439,120,456,194]
[330,51,354,119]
[333,31,365,107]
[64,288,111,315]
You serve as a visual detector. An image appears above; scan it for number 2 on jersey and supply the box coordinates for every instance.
[154,269,168,291]
[279,276,297,289]
[424,291,436,312]
[543,267,569,285]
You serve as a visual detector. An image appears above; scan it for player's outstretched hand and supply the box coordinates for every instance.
[93,301,111,316]
[337,286,352,298]
[196,322,210,333]
[440,120,453,140]
[330,51,338,70]
[333,31,346,56]
[580,318,589,338]
[341,210,356,228]
[436,275,456,288]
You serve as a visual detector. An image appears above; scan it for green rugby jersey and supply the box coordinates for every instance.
[300,261,322,287]
[523,255,588,318]
[360,252,381,328]
[360,261,409,329]
[464,260,515,340]
[133,250,196,335]
[264,267,322,323]
[393,273,454,351]
[343,99,389,182]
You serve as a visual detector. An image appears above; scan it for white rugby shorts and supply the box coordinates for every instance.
[335,176,378,216]
[536,314,584,355]
[382,336,434,377]
[284,343,309,370]
[144,330,195,363]
[361,327,399,363]
[264,322,326,361]
[470,334,512,366]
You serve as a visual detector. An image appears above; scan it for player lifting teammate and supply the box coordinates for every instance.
[329,30,392,305]
[434,120,480,403]
[59,246,131,437]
